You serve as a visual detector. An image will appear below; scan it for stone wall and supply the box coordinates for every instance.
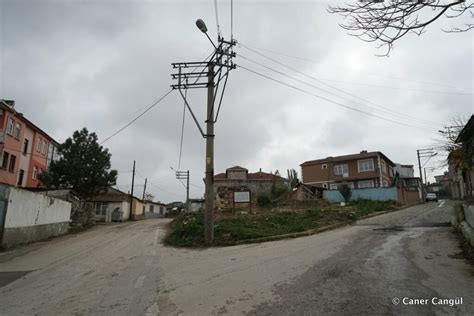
[214,180,284,210]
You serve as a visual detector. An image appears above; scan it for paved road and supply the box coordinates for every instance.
[0,201,472,315]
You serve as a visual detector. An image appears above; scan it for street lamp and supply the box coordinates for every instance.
[195,18,217,49]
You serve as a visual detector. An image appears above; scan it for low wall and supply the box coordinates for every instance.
[323,187,397,203]
[452,204,474,247]
[1,187,72,248]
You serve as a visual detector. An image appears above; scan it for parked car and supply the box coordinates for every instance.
[426,193,438,202]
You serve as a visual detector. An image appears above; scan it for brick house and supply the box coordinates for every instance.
[300,150,395,190]
[0,99,59,188]
[213,166,287,209]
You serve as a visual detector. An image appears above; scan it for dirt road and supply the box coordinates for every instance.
[0,201,472,315]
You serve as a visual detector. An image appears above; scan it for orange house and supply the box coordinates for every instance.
[0,100,59,188]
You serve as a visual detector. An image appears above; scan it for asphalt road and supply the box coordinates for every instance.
[0,201,472,315]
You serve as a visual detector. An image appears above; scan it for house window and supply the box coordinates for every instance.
[8,155,16,173]
[6,118,14,135]
[42,140,47,154]
[389,166,394,177]
[17,169,24,186]
[32,166,38,180]
[160,207,164,214]
[358,180,375,189]
[358,159,374,172]
[322,164,327,169]
[95,202,108,216]
[22,139,29,155]
[1,151,9,169]
[36,137,42,152]
[381,160,387,173]
[15,123,21,139]
[149,205,154,213]
[334,164,348,175]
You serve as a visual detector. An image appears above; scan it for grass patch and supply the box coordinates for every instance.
[352,199,396,217]
[165,200,396,247]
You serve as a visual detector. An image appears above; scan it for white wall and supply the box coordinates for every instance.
[4,187,71,228]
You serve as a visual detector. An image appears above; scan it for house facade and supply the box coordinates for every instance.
[0,99,59,188]
[394,164,415,178]
[90,187,145,222]
[300,150,395,190]
[452,115,474,198]
[213,166,287,209]
[144,201,167,218]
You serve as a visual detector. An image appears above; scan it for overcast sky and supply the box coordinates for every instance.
[1,0,472,203]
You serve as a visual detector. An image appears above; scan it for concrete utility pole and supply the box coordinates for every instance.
[186,170,190,212]
[175,170,190,212]
[130,160,136,220]
[417,148,437,204]
[204,63,215,242]
[142,178,147,201]
[171,19,236,243]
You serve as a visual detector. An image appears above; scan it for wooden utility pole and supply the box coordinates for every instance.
[204,62,215,243]
[130,160,136,220]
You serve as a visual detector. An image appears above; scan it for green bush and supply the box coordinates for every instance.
[257,195,271,207]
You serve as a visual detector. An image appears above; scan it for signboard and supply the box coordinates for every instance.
[234,191,250,203]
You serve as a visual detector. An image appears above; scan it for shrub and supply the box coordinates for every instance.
[257,195,271,207]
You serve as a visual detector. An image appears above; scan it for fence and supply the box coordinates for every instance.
[323,187,398,203]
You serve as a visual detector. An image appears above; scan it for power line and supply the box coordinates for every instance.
[238,54,438,129]
[239,43,442,127]
[238,43,472,93]
[100,89,173,145]
[135,169,183,198]
[238,64,434,132]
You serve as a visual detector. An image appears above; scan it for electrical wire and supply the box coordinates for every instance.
[238,43,472,93]
[239,43,442,127]
[100,89,173,145]
[238,54,438,129]
[238,64,434,132]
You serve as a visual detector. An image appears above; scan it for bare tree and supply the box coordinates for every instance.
[143,192,155,202]
[328,0,473,56]
[434,115,466,154]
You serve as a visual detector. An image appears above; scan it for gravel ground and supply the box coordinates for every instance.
[0,200,472,315]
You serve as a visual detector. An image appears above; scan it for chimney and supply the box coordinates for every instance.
[259,168,262,172]
[360,150,368,154]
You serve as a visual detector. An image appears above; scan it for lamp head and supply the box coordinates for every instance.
[196,19,208,33]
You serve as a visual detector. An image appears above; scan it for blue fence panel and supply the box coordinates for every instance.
[323,187,397,203]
